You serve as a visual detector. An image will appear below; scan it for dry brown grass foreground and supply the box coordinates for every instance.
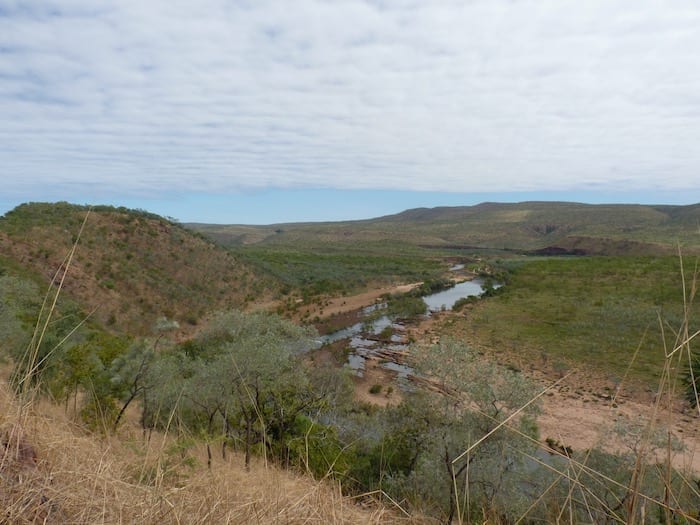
[0,384,428,525]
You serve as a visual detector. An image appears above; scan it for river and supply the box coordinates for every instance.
[320,278,497,384]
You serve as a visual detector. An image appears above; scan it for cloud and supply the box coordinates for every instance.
[1,0,700,203]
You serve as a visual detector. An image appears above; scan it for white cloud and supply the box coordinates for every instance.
[1,0,700,202]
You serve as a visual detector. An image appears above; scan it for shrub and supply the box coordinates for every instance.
[386,294,427,319]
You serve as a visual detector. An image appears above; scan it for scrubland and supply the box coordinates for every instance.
[2,202,700,523]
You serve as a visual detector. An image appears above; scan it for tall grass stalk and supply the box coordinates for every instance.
[453,372,573,523]
[15,208,91,405]
[447,254,699,523]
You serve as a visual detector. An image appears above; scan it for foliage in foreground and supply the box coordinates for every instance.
[4,272,700,522]
[0,387,407,524]
[139,311,353,470]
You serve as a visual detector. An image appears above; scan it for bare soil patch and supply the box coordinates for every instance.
[299,283,422,321]
[352,357,403,407]
[538,385,700,473]
[329,297,700,474]
[421,311,700,474]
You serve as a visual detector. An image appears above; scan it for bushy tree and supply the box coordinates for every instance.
[339,395,435,494]
[0,274,76,392]
[0,275,38,354]
[386,294,427,319]
[403,337,541,522]
[1,272,138,428]
[326,337,542,521]
[54,333,129,428]
[139,310,354,470]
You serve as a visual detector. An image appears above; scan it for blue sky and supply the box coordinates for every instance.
[1,1,700,224]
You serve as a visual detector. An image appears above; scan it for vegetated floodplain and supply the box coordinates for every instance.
[236,244,445,299]
[458,255,699,386]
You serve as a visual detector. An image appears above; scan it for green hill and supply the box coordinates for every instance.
[0,202,275,335]
[5,201,698,335]
[188,201,700,255]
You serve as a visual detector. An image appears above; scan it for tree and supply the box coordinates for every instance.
[57,333,129,428]
[110,340,156,430]
[0,275,37,355]
[110,316,180,432]
[143,310,329,469]
[1,275,90,395]
[406,337,541,522]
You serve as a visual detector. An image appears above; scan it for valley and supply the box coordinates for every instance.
[1,201,700,524]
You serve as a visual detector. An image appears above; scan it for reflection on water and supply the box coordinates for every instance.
[321,279,498,387]
[323,322,364,343]
[422,279,490,312]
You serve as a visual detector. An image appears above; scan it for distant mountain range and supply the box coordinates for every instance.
[187,201,700,255]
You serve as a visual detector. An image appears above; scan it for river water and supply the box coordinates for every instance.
[423,279,490,312]
[321,278,496,384]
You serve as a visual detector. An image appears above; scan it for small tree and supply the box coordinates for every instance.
[143,310,327,469]
[4,283,89,395]
[57,333,129,429]
[407,337,541,522]
[110,340,156,430]
[110,316,180,431]
[0,275,37,355]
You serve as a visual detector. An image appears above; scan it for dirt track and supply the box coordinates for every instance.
[297,282,422,320]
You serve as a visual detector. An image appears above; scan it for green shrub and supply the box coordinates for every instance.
[284,415,353,479]
[386,294,427,319]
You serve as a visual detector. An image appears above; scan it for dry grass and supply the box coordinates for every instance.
[4,204,700,524]
[0,382,429,524]
[439,252,700,524]
[1,206,423,525]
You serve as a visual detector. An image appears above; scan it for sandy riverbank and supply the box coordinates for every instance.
[309,284,700,475]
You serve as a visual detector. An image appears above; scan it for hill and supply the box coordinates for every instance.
[2,201,699,522]
[188,201,700,255]
[0,202,276,335]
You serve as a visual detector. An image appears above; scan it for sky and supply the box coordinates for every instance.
[1,0,699,224]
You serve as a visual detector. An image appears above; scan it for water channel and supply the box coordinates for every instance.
[320,278,496,386]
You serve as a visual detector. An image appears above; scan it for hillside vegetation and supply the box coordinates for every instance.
[0,202,277,335]
[440,255,700,387]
